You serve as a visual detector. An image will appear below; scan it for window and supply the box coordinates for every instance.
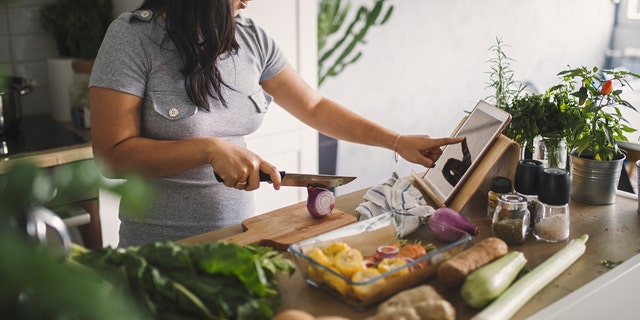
[627,0,640,19]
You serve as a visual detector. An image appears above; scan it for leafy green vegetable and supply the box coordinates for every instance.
[72,241,295,320]
[600,259,622,269]
[0,231,145,320]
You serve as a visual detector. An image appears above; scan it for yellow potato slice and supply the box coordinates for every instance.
[351,268,386,301]
[377,257,409,278]
[334,248,364,278]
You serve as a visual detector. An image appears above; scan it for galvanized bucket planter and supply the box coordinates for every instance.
[570,153,625,205]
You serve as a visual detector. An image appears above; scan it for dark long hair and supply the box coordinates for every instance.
[139,0,239,110]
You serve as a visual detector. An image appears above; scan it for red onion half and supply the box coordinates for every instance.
[306,186,335,218]
[427,207,479,242]
[376,245,400,258]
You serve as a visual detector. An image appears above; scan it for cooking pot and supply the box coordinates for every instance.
[0,76,35,135]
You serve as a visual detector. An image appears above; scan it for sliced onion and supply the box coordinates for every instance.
[306,186,335,218]
[362,260,376,269]
[427,207,479,242]
[376,245,400,258]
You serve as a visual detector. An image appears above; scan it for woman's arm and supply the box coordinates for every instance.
[89,87,281,190]
[261,64,464,168]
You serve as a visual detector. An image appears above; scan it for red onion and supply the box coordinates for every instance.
[376,245,400,258]
[306,186,335,218]
[427,207,479,242]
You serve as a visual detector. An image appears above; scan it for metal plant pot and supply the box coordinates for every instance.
[570,153,625,205]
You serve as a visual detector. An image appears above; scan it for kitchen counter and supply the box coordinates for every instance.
[182,185,640,319]
[0,116,92,173]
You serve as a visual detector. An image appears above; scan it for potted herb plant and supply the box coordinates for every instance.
[39,0,113,60]
[485,38,580,168]
[557,66,640,205]
[504,88,583,169]
[39,0,113,122]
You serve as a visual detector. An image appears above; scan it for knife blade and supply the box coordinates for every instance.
[214,171,356,188]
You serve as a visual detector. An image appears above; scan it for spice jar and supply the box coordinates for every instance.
[514,159,543,229]
[534,168,570,242]
[487,176,512,226]
[492,194,530,245]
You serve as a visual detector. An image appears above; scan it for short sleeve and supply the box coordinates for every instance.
[89,14,149,98]
[254,26,287,82]
[235,14,287,83]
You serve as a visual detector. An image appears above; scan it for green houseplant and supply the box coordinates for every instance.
[317,0,394,175]
[504,88,582,168]
[556,65,640,204]
[557,66,639,161]
[40,0,113,123]
[0,160,152,319]
[317,0,394,86]
[485,38,581,168]
[39,0,113,60]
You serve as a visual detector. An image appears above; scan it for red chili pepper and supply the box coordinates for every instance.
[601,80,613,95]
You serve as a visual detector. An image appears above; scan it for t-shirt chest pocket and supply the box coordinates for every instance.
[249,89,273,113]
[151,92,198,120]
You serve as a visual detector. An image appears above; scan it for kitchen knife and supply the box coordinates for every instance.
[214,171,356,188]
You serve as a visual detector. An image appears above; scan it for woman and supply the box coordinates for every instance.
[90,0,463,247]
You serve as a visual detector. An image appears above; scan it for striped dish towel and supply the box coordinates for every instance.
[356,172,435,237]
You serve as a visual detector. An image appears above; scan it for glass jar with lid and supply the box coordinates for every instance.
[492,194,530,245]
[486,176,512,226]
[534,168,570,242]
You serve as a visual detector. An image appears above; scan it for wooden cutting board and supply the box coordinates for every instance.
[222,206,357,250]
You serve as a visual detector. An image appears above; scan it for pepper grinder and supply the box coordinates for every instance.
[534,168,571,242]
[514,159,543,229]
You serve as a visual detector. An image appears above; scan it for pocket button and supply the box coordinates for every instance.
[168,107,180,118]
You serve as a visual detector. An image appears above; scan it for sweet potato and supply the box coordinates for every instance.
[436,237,508,289]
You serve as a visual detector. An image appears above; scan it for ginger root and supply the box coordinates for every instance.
[366,285,455,320]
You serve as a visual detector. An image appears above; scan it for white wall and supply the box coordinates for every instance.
[320,0,617,195]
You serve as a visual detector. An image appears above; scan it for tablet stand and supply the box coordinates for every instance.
[411,134,520,212]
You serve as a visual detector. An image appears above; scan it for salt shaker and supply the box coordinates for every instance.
[534,168,571,242]
[492,194,530,245]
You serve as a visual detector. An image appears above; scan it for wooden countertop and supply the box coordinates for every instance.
[183,186,640,319]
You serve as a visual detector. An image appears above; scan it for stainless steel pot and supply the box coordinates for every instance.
[0,76,35,135]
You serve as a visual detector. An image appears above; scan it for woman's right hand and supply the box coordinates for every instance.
[208,139,282,191]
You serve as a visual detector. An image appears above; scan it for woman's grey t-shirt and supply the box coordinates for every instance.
[89,10,287,247]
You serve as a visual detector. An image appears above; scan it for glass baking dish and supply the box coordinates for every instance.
[288,213,472,308]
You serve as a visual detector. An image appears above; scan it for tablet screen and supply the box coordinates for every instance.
[423,100,511,206]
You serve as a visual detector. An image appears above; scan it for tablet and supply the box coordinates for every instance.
[421,100,512,207]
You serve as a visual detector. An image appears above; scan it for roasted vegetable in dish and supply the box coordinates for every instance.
[71,241,295,320]
[305,241,435,301]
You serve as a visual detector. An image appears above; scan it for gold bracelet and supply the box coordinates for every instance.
[393,134,402,163]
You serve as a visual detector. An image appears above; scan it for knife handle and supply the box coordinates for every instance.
[214,171,286,183]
